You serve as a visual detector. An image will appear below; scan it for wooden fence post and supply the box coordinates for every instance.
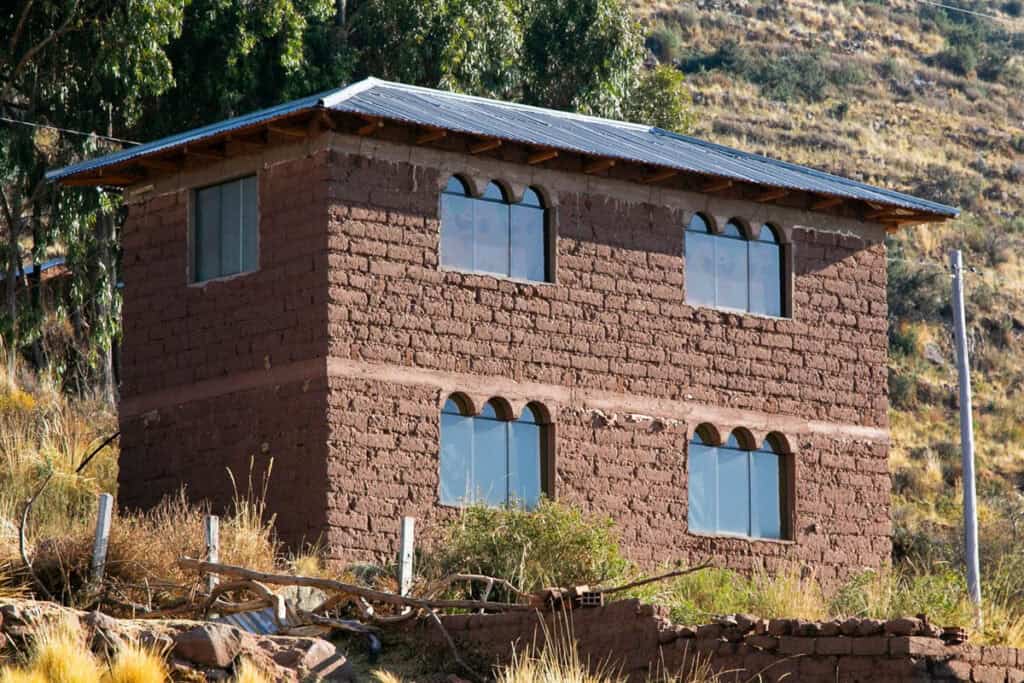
[398,516,415,597]
[205,514,220,593]
[90,493,114,583]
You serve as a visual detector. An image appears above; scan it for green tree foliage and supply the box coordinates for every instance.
[626,65,696,133]
[1,1,185,396]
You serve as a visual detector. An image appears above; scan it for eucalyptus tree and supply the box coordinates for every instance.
[1,0,184,396]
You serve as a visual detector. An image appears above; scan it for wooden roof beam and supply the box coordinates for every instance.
[811,196,844,211]
[137,157,181,172]
[755,188,790,202]
[183,145,226,161]
[356,116,384,136]
[584,158,616,175]
[701,178,733,193]
[528,149,559,165]
[469,138,502,154]
[641,168,678,184]
[416,128,447,145]
[268,123,307,139]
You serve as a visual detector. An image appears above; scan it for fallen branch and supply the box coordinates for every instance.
[593,564,712,596]
[178,557,532,613]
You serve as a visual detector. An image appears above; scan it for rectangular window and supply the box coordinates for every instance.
[687,437,785,540]
[193,176,258,282]
[748,241,782,317]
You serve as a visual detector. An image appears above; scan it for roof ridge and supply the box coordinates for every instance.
[353,78,655,133]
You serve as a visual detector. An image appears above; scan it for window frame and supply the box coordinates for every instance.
[686,426,793,542]
[438,395,553,508]
[683,214,790,318]
[188,174,261,285]
[438,176,554,285]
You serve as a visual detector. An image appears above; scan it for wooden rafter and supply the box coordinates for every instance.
[527,149,559,165]
[183,145,225,161]
[641,168,678,184]
[811,196,844,211]
[137,157,180,172]
[469,138,502,154]
[356,117,383,136]
[268,124,306,139]
[701,178,733,193]
[584,158,616,175]
[755,188,790,202]
[416,128,447,145]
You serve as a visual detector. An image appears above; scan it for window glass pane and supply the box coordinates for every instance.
[518,405,540,424]
[440,193,475,270]
[241,176,258,272]
[440,412,473,505]
[685,231,716,307]
[521,188,543,207]
[749,241,781,316]
[688,214,710,233]
[443,398,463,415]
[510,205,546,281]
[480,402,499,419]
[717,447,750,535]
[195,185,221,282]
[723,221,744,238]
[687,442,716,533]
[758,224,779,242]
[473,198,510,276]
[472,417,508,506]
[510,421,542,508]
[482,182,505,200]
[751,450,782,539]
[219,179,243,276]
[446,176,468,194]
[715,236,748,310]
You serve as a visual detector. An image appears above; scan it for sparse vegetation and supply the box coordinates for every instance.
[424,500,630,595]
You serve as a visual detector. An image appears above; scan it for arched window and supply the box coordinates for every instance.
[684,215,784,316]
[440,397,547,507]
[687,426,786,539]
[440,177,549,282]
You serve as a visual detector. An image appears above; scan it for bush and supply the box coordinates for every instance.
[646,21,684,65]
[424,500,629,593]
[627,65,697,133]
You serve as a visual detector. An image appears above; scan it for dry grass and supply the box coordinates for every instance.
[230,659,273,683]
[103,641,169,683]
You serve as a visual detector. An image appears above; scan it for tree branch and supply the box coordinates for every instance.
[9,0,37,58]
[9,0,81,85]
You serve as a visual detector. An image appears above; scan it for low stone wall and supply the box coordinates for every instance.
[419,599,1024,682]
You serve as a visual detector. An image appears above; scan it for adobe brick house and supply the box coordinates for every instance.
[49,78,957,583]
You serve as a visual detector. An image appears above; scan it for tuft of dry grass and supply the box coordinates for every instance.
[25,617,102,683]
[230,659,273,683]
[104,641,170,683]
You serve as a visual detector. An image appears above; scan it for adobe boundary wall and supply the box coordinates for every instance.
[417,599,1024,683]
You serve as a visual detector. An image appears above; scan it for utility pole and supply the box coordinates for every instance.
[950,249,982,628]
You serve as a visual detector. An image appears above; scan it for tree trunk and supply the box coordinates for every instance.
[98,211,117,406]
[6,224,20,382]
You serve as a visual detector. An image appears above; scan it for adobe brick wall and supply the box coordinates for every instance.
[118,150,334,542]
[418,600,1023,683]
[117,135,893,579]
[320,144,891,581]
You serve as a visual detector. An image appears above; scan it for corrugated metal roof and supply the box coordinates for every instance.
[47,77,958,218]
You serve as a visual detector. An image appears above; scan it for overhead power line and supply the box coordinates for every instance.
[0,116,139,146]
[910,0,1022,26]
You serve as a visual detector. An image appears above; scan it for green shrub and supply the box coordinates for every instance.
[424,500,629,593]
[646,21,684,64]
[888,370,918,410]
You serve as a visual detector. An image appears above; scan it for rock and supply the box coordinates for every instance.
[767,619,791,636]
[924,343,945,365]
[856,618,885,636]
[173,624,245,668]
[884,617,921,636]
[794,620,821,637]
[839,618,861,636]
[818,620,842,637]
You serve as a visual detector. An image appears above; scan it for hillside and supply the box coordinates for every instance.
[634,0,1024,569]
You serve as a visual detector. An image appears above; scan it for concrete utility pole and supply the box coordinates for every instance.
[950,249,982,627]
